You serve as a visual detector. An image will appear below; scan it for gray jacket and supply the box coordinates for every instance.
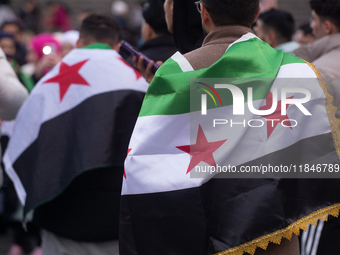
[294,33,340,78]
[295,34,340,120]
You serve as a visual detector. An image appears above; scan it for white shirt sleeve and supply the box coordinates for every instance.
[0,47,29,120]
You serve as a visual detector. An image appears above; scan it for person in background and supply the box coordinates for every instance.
[122,0,177,66]
[43,1,72,32]
[1,21,27,66]
[293,23,315,45]
[18,0,41,35]
[139,0,177,62]
[133,0,204,82]
[61,30,79,57]
[254,9,300,54]
[0,45,28,236]
[0,33,34,92]
[295,1,340,253]
[260,0,278,12]
[0,46,27,187]
[75,9,93,30]
[3,13,148,255]
[294,0,340,79]
[172,0,204,54]
[24,33,62,84]
[0,0,16,27]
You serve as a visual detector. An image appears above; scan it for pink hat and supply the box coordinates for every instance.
[29,33,61,60]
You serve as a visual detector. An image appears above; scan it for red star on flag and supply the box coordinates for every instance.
[118,57,142,80]
[124,148,132,179]
[43,59,90,101]
[258,91,294,139]
[177,125,227,174]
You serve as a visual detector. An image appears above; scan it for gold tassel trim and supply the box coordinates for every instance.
[303,60,340,160]
[215,203,340,255]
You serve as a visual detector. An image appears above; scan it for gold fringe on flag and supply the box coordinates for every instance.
[216,203,340,255]
[304,61,340,160]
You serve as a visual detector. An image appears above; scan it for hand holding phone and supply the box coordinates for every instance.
[120,41,160,73]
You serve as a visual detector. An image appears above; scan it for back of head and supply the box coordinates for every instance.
[299,22,313,36]
[201,0,260,27]
[79,14,120,47]
[142,0,170,35]
[310,0,340,31]
[258,9,295,42]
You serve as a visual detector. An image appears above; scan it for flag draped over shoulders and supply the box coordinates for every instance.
[3,45,149,216]
[120,34,340,255]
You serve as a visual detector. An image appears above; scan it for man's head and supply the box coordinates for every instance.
[199,0,260,29]
[309,0,340,39]
[293,23,315,45]
[77,14,121,50]
[141,0,170,42]
[1,21,23,44]
[0,33,16,58]
[254,9,295,48]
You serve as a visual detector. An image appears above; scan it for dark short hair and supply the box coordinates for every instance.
[0,21,24,32]
[201,0,260,27]
[310,0,340,31]
[299,23,313,36]
[258,9,295,43]
[79,14,120,47]
[143,0,170,35]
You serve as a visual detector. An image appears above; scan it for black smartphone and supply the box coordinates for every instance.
[120,41,160,73]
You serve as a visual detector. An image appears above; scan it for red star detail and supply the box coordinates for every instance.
[118,57,142,80]
[258,91,294,139]
[176,125,227,174]
[124,148,132,179]
[43,59,90,101]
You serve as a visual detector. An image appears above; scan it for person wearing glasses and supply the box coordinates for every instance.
[121,0,335,254]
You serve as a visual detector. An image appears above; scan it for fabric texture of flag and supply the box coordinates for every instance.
[120,34,340,255]
[3,44,149,220]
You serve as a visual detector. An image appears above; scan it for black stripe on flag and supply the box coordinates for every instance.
[120,133,340,255]
[13,90,145,214]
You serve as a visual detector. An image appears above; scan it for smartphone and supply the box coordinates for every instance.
[120,41,160,73]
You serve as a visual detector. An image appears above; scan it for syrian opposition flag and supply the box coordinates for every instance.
[120,33,340,255]
[3,47,149,216]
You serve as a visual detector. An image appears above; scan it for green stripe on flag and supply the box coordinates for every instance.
[139,37,307,117]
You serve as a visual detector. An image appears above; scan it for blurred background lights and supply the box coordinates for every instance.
[42,45,52,55]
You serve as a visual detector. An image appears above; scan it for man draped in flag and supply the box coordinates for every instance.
[121,0,340,254]
[4,14,148,254]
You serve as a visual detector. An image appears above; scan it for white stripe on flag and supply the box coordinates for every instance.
[3,154,26,204]
[171,52,194,72]
[277,63,317,78]
[123,84,330,195]
[311,220,324,255]
[226,32,258,52]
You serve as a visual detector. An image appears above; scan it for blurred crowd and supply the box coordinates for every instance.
[0,0,145,95]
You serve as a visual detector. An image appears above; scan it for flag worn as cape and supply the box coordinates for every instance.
[120,34,340,255]
[3,44,149,216]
